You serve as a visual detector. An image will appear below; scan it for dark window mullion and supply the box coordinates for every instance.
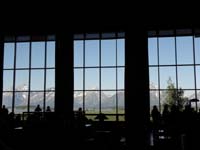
[175,35,179,100]
[28,41,32,112]
[44,38,47,112]
[83,36,85,111]
[192,33,198,110]
[157,37,161,111]
[12,37,17,113]
[99,37,101,114]
[116,37,118,121]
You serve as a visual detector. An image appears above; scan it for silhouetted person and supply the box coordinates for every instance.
[1,105,9,117]
[34,105,42,112]
[46,106,51,112]
[151,105,161,146]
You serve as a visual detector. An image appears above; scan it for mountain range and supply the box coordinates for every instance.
[3,85,124,113]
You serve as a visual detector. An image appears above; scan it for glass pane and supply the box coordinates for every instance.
[31,70,44,90]
[177,36,193,64]
[196,90,200,109]
[101,68,116,89]
[15,92,28,114]
[105,115,116,121]
[117,91,125,114]
[85,68,99,90]
[4,43,15,68]
[30,91,44,112]
[117,39,125,66]
[118,68,124,89]
[15,70,29,91]
[47,41,55,67]
[46,91,55,111]
[195,37,200,64]
[149,67,158,90]
[159,37,175,65]
[31,42,45,68]
[2,92,13,112]
[74,91,83,111]
[101,39,116,66]
[160,66,176,89]
[74,69,83,90]
[118,115,125,121]
[85,40,99,66]
[3,70,13,91]
[16,42,29,68]
[101,91,116,114]
[148,38,158,65]
[184,90,195,109]
[196,66,200,89]
[177,66,195,89]
[150,90,159,112]
[74,40,83,67]
[46,69,55,90]
[85,91,99,114]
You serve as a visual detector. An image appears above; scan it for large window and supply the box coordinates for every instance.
[148,29,200,112]
[2,35,55,114]
[74,33,125,121]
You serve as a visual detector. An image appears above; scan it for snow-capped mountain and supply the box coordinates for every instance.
[3,84,124,112]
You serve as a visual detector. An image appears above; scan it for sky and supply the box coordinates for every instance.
[3,41,55,91]
[148,36,200,96]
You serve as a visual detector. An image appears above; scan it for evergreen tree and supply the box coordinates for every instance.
[164,77,188,110]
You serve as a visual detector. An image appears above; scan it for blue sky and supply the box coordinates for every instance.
[3,41,55,91]
[74,39,125,90]
[148,36,200,92]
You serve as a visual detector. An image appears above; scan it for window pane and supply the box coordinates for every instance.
[178,66,195,89]
[74,41,83,67]
[2,92,13,112]
[101,91,116,114]
[177,36,193,64]
[101,68,116,89]
[31,70,44,90]
[74,69,83,90]
[150,90,159,112]
[101,39,116,66]
[85,40,99,66]
[46,91,55,111]
[74,91,83,111]
[118,68,124,89]
[196,66,200,89]
[85,68,99,90]
[46,69,55,90]
[117,91,125,114]
[117,39,125,66]
[85,91,99,114]
[148,38,158,65]
[184,90,195,108]
[160,66,176,89]
[3,70,13,91]
[4,43,15,68]
[31,42,45,68]
[16,42,29,68]
[47,41,55,67]
[195,38,200,64]
[15,92,28,114]
[149,67,158,90]
[15,70,29,91]
[159,37,175,65]
[30,91,44,112]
